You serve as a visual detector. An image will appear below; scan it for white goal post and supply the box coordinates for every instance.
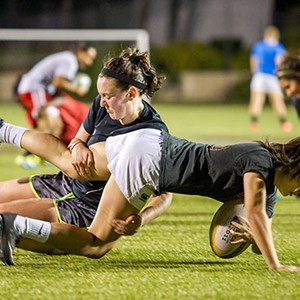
[0,29,150,51]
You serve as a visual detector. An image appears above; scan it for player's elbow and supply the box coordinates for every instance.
[83,243,114,259]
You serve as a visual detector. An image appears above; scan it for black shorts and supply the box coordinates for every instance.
[31,172,96,228]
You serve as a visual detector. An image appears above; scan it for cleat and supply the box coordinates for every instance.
[15,154,43,170]
[0,118,3,128]
[0,213,19,266]
[280,121,293,133]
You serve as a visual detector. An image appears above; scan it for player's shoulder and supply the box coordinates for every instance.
[52,50,77,64]
[251,40,264,49]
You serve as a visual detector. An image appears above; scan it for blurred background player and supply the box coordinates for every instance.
[248,26,292,132]
[15,95,90,169]
[276,51,300,126]
[15,42,97,168]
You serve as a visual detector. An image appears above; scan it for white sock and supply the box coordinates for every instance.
[14,215,51,243]
[0,122,27,148]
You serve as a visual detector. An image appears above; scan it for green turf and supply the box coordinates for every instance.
[0,103,300,299]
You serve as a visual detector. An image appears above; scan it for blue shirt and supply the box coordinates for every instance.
[251,40,285,75]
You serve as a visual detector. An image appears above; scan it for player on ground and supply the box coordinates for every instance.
[0,48,172,256]
[0,93,300,271]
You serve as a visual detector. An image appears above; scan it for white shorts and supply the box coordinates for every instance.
[105,128,163,210]
[250,73,282,94]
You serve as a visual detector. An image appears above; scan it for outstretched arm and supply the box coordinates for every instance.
[243,172,300,271]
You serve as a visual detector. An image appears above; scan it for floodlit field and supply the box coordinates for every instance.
[0,103,300,299]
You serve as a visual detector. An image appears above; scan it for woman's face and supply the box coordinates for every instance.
[275,171,300,197]
[78,47,97,69]
[279,78,300,98]
[97,75,132,124]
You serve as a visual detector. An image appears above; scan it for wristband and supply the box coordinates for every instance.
[67,139,85,151]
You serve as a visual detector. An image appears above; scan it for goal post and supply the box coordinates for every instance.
[0,29,150,51]
[0,28,150,103]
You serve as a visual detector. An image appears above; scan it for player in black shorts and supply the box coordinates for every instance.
[0,48,171,253]
[30,94,169,228]
[1,124,300,271]
[2,49,300,270]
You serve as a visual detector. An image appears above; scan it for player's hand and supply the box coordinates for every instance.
[230,216,255,245]
[112,214,142,236]
[76,87,89,97]
[71,143,95,179]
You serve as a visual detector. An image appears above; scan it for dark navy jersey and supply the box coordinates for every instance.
[71,96,168,209]
[159,132,277,217]
[83,95,168,145]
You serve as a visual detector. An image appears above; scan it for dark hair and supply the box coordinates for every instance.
[258,137,300,179]
[70,42,94,53]
[102,47,165,98]
[276,51,300,81]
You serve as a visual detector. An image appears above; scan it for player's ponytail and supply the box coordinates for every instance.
[259,137,300,179]
[102,47,165,99]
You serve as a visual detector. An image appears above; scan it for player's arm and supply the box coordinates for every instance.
[68,124,96,177]
[111,192,173,235]
[243,172,298,271]
[249,55,257,74]
[52,75,87,97]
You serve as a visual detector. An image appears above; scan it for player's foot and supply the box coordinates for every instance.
[0,117,4,128]
[280,121,293,133]
[0,213,19,266]
[250,121,258,131]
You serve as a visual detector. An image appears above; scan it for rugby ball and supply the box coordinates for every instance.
[209,199,251,259]
[72,72,92,93]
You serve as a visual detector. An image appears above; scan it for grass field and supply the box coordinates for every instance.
[0,103,300,299]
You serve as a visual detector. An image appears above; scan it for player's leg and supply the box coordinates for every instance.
[42,176,138,257]
[249,91,266,130]
[269,92,287,117]
[0,198,58,222]
[0,176,139,264]
[16,91,53,169]
[0,119,69,164]
[20,130,75,173]
[0,177,36,203]
[269,93,292,132]
[0,120,110,180]
[17,239,60,255]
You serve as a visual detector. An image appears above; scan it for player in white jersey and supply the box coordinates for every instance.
[17,42,97,127]
[15,42,97,169]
